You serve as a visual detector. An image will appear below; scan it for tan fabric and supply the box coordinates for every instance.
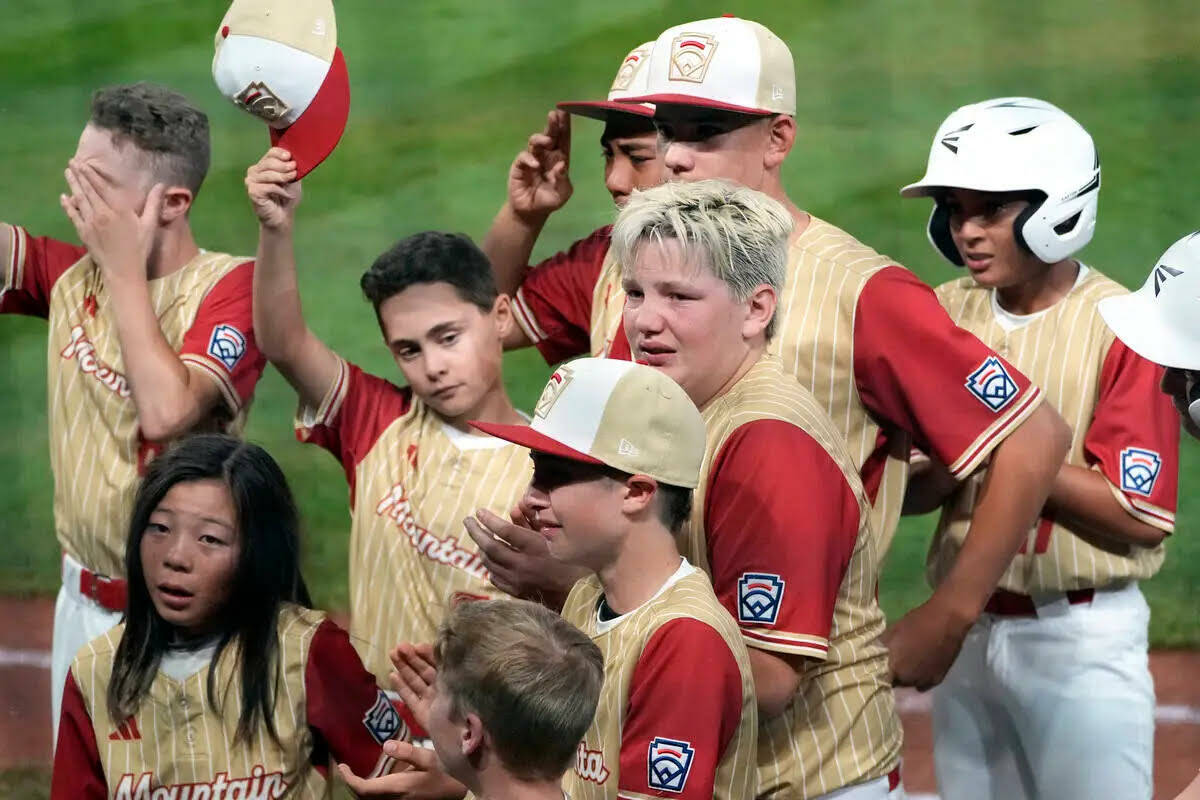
[216,0,336,61]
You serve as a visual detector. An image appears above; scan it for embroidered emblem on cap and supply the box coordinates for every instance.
[612,48,649,92]
[234,81,290,122]
[534,364,575,419]
[669,33,719,83]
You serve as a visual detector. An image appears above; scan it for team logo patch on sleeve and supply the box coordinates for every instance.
[965,355,1018,412]
[647,737,695,793]
[208,324,247,371]
[362,690,406,745]
[1120,447,1162,497]
[738,572,785,625]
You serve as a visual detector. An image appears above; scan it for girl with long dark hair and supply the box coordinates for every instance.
[51,434,408,798]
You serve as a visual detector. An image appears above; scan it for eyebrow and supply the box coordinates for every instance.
[390,320,463,348]
[152,506,236,531]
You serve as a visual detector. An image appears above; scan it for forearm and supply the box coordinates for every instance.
[480,202,547,297]
[747,648,802,719]
[254,225,309,363]
[903,455,957,516]
[1046,464,1167,547]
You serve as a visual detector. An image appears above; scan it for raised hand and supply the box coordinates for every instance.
[462,507,587,609]
[61,161,163,283]
[337,739,467,799]
[245,147,302,231]
[388,642,439,734]
[507,110,573,222]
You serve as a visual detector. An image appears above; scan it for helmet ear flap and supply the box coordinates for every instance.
[927,201,963,266]
[1011,196,1043,259]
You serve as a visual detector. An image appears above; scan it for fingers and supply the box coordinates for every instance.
[384,738,439,770]
[139,183,166,228]
[63,166,94,220]
[59,193,85,236]
[337,762,410,796]
[462,515,520,568]
[475,507,545,550]
[553,109,571,161]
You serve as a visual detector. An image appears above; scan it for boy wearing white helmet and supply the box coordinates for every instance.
[902,97,1180,800]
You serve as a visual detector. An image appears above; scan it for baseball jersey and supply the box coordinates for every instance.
[296,357,532,683]
[685,355,900,798]
[513,216,1042,558]
[928,266,1179,593]
[52,604,405,799]
[0,224,265,578]
[560,561,758,800]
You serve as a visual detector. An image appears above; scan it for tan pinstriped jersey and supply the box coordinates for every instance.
[561,566,758,800]
[685,356,900,798]
[930,267,1179,592]
[297,358,532,684]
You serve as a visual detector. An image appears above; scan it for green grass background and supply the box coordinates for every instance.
[1,0,1197,649]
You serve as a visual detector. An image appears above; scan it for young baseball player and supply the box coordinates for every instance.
[245,149,537,696]
[0,83,267,736]
[51,434,406,798]
[901,97,1180,800]
[474,357,759,800]
[474,15,1071,692]
[483,41,662,362]
[342,598,605,800]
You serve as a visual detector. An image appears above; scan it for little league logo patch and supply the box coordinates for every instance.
[738,572,785,625]
[965,355,1018,412]
[669,33,718,83]
[208,324,247,371]
[648,737,696,793]
[534,364,575,419]
[363,689,406,745]
[611,47,650,92]
[1120,447,1162,497]
[235,81,290,122]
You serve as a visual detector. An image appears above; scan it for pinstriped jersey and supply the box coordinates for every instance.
[930,266,1179,592]
[0,224,265,577]
[685,355,900,798]
[561,564,758,800]
[53,605,405,799]
[296,358,532,684]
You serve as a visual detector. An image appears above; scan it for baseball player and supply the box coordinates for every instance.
[1100,231,1200,440]
[52,434,406,798]
[475,358,759,800]
[479,15,1071,692]
[245,149,537,698]
[1,83,266,737]
[900,97,1179,799]
[484,41,662,361]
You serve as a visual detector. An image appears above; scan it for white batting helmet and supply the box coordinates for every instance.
[901,97,1100,266]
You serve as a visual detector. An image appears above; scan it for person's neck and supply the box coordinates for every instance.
[995,259,1079,316]
[146,224,201,280]
[693,340,765,410]
[762,173,809,241]
[443,382,523,434]
[596,522,682,616]
[475,766,565,800]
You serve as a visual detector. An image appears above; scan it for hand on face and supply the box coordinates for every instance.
[337,739,467,799]
[507,110,573,222]
[61,160,164,284]
[462,506,587,608]
[245,147,303,232]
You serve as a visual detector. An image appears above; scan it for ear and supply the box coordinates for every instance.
[741,284,777,341]
[763,115,796,171]
[491,293,515,340]
[621,475,658,518]
[157,185,194,224]
[462,712,487,758]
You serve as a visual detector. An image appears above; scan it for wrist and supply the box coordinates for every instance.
[259,220,294,237]
[927,581,984,632]
[505,201,551,229]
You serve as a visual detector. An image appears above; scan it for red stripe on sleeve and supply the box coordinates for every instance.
[0,227,86,318]
[515,226,611,364]
[51,670,107,800]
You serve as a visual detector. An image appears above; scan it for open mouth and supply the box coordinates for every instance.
[637,342,676,365]
[156,583,194,609]
[963,253,993,271]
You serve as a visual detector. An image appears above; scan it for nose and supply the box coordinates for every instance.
[162,531,191,572]
[631,294,666,335]
[662,140,693,176]
[422,348,449,382]
[606,159,632,205]
[950,210,986,246]
[522,483,552,512]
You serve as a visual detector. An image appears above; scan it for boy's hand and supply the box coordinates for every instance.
[507,110,572,223]
[246,147,302,231]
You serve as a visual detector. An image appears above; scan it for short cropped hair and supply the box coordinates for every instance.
[610,179,793,339]
[436,598,603,782]
[360,231,499,318]
[90,83,211,196]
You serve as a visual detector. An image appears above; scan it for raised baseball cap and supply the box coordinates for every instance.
[623,16,795,116]
[1099,231,1200,370]
[472,358,706,489]
[212,0,350,179]
[557,42,656,121]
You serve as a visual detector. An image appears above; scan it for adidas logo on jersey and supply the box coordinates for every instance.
[60,325,131,399]
[114,765,288,800]
[108,717,141,741]
[574,740,610,785]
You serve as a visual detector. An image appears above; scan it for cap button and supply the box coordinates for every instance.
[722,12,737,17]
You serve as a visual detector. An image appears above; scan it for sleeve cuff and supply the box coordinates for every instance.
[741,627,829,660]
[1097,466,1176,533]
[181,353,241,414]
[511,286,548,344]
[947,386,1044,479]
[3,223,26,295]
[295,357,349,439]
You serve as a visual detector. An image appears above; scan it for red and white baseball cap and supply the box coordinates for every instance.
[472,358,706,489]
[212,0,350,179]
[557,42,656,121]
[624,16,795,116]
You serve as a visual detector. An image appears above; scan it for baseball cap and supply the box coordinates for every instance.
[1099,231,1200,370]
[557,42,656,121]
[212,0,350,179]
[623,16,795,116]
[472,358,706,489]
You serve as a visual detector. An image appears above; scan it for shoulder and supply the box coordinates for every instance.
[933,274,981,301]
[562,574,604,627]
[276,604,329,648]
[1074,265,1130,304]
[71,624,124,682]
[793,216,899,281]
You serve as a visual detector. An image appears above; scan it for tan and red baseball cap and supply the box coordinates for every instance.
[624,16,795,116]
[212,0,350,179]
[472,358,706,489]
[557,42,656,121]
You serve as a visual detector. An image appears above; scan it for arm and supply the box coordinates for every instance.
[1047,466,1166,547]
[246,148,341,409]
[902,451,957,516]
[0,222,87,317]
[51,671,107,800]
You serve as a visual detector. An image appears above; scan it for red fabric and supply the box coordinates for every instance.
[704,420,861,653]
[297,362,413,500]
[1084,338,1179,522]
[178,260,266,409]
[0,229,86,318]
[853,266,1037,476]
[514,226,612,364]
[50,671,107,800]
[306,619,403,776]
[619,617,744,799]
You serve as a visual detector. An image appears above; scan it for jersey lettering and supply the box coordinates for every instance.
[114,765,288,800]
[374,483,490,579]
[575,740,610,785]
[60,325,130,399]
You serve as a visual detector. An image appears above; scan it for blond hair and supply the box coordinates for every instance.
[610,179,793,338]
[436,598,603,782]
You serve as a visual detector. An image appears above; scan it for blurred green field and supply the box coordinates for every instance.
[1,0,1197,648]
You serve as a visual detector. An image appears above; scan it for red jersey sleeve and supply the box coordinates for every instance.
[704,420,861,659]
[0,224,87,318]
[854,266,1043,480]
[510,226,611,364]
[294,358,413,497]
[306,619,408,780]
[1083,338,1179,532]
[50,670,107,800]
[618,618,746,799]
